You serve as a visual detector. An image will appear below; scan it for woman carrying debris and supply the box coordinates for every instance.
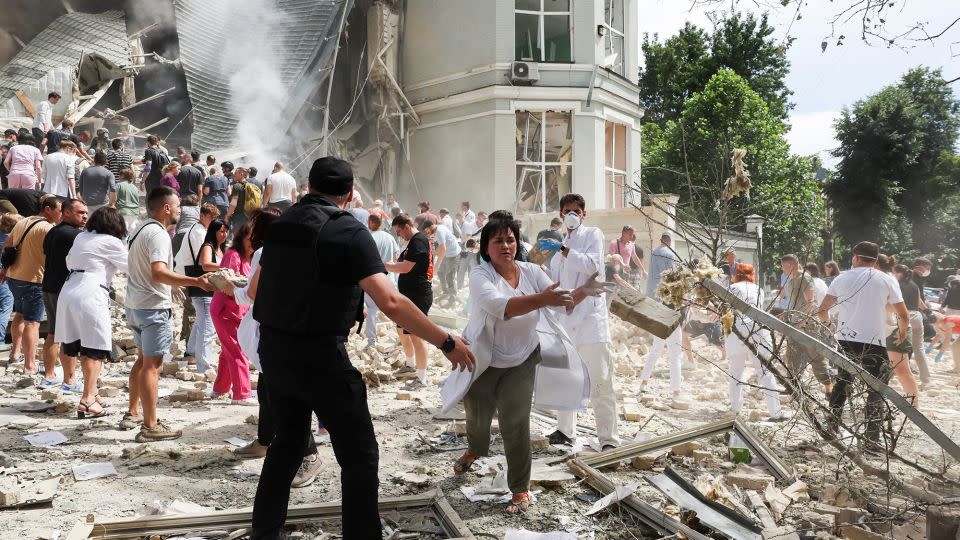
[893,264,927,405]
[725,263,784,421]
[442,217,597,514]
[211,222,254,405]
[55,207,128,419]
[187,219,228,374]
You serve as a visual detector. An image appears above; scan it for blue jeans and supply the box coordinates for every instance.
[188,296,215,373]
[0,283,13,343]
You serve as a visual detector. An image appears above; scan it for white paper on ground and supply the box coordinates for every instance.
[157,388,173,398]
[72,462,118,481]
[224,437,248,447]
[24,431,68,447]
[584,482,639,516]
[504,529,577,540]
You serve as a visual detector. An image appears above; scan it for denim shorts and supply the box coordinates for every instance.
[125,307,173,357]
[8,278,45,322]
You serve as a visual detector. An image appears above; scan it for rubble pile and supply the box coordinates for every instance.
[0,279,958,539]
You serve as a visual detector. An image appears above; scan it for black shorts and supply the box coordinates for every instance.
[398,289,432,335]
[62,340,110,360]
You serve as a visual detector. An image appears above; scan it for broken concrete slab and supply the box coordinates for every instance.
[726,470,775,490]
[609,287,683,340]
[927,505,960,540]
[0,476,60,508]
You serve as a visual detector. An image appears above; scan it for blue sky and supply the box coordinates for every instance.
[641,1,959,165]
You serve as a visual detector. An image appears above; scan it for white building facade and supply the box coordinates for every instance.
[398,0,643,215]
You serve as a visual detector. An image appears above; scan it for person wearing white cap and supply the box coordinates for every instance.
[639,232,684,396]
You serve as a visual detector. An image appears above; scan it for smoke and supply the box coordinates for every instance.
[219,0,295,169]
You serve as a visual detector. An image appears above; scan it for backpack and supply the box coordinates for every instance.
[241,181,262,216]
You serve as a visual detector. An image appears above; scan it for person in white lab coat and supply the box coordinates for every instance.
[537,193,620,450]
[56,207,128,418]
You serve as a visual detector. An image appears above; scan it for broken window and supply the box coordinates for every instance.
[515,0,572,62]
[516,111,573,213]
[602,0,625,75]
[605,120,628,209]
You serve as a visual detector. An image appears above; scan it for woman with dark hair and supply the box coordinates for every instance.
[211,222,254,404]
[894,264,927,403]
[187,219,228,374]
[55,207,128,418]
[880,259,919,407]
[824,261,841,284]
[443,217,600,514]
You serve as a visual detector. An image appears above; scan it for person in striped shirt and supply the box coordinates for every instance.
[106,138,134,179]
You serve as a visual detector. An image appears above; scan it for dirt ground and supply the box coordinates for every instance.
[1,288,959,540]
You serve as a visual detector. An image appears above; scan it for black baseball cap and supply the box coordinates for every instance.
[221,161,234,170]
[309,157,353,195]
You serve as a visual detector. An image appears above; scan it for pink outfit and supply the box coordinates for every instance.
[7,173,37,189]
[609,238,636,266]
[212,249,252,399]
[6,145,41,188]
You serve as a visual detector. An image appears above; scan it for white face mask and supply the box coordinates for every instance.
[919,269,931,277]
[563,212,581,230]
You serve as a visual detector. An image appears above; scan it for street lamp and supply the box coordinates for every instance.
[745,214,765,286]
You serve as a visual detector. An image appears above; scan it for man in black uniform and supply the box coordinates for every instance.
[251,157,475,539]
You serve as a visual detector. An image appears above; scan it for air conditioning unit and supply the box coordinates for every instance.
[510,61,540,84]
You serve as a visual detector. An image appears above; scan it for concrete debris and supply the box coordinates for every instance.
[726,470,775,490]
[40,389,61,401]
[670,441,703,456]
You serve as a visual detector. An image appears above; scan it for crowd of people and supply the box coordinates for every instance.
[2,109,960,537]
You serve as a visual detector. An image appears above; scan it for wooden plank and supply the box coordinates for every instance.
[746,490,777,529]
[15,90,36,118]
[63,79,114,126]
[580,416,736,468]
[703,278,960,462]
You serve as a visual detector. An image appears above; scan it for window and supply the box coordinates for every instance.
[515,0,572,63]
[602,0,625,75]
[516,111,573,213]
[605,120,627,209]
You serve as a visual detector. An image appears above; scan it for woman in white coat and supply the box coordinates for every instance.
[56,208,128,419]
[447,217,601,514]
[726,263,784,421]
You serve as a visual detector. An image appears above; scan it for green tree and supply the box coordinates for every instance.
[639,12,792,128]
[827,67,959,255]
[643,70,824,270]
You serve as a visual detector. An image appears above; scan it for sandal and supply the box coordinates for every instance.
[77,401,108,419]
[506,491,533,514]
[95,395,109,408]
[453,451,478,475]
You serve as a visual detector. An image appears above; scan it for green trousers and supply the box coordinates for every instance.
[463,346,540,494]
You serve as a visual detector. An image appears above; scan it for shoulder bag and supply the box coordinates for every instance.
[184,225,213,298]
[1,218,44,269]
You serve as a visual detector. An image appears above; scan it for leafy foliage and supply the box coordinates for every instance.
[827,67,960,261]
[639,12,792,127]
[643,70,824,271]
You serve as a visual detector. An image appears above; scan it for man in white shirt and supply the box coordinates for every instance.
[460,201,476,226]
[263,161,297,210]
[438,208,454,232]
[639,233,684,396]
[434,221,461,304]
[818,241,909,447]
[32,92,60,149]
[42,140,78,198]
[364,213,400,347]
[542,193,619,450]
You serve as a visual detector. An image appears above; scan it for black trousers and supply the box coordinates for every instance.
[828,340,890,441]
[251,331,380,540]
[255,372,316,458]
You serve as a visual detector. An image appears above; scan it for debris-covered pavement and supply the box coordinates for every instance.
[1,285,959,539]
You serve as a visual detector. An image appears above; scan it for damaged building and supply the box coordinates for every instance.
[0,0,761,261]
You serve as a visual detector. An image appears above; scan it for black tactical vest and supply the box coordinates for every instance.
[253,198,364,338]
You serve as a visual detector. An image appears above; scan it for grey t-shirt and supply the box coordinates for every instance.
[125,219,173,310]
[78,166,116,206]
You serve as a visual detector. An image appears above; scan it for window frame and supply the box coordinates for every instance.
[601,0,625,76]
[604,119,628,209]
[515,0,574,63]
[515,110,574,214]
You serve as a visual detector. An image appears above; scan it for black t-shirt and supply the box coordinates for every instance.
[899,279,921,311]
[0,188,44,216]
[398,232,432,295]
[42,223,82,293]
[177,165,204,198]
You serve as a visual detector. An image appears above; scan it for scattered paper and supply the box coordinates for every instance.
[505,530,577,540]
[72,462,118,481]
[157,388,173,398]
[24,431,68,447]
[584,482,639,516]
[224,437,249,447]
